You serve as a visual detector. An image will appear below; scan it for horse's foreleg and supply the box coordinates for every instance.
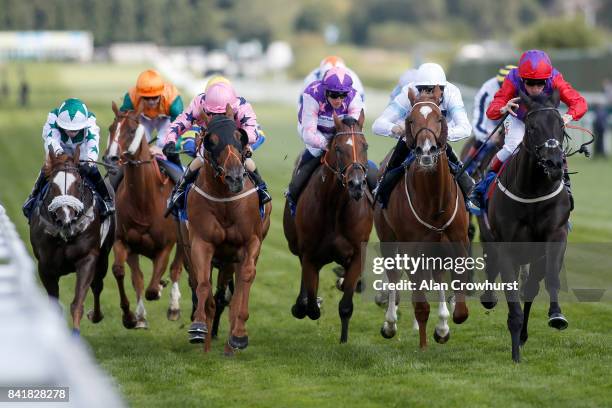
[112,241,136,329]
[146,244,173,301]
[413,289,430,350]
[127,253,147,329]
[87,271,105,324]
[189,236,214,346]
[338,256,361,343]
[39,267,60,299]
[301,257,321,321]
[167,246,183,321]
[227,237,260,352]
[380,268,401,339]
[521,257,545,346]
[212,263,234,339]
[451,243,469,324]
[499,251,523,362]
[71,254,97,335]
[545,241,568,331]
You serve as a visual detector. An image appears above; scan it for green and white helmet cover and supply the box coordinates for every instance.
[55,98,90,131]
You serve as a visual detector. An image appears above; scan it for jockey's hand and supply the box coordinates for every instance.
[244,145,253,158]
[162,141,176,157]
[500,97,520,116]
[562,114,573,125]
[391,124,405,138]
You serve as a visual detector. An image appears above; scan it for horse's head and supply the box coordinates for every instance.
[44,145,85,232]
[327,110,367,200]
[520,90,564,181]
[405,86,447,169]
[105,101,147,164]
[202,105,249,193]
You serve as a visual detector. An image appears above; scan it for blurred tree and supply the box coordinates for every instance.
[112,0,138,42]
[517,16,604,49]
[294,6,325,33]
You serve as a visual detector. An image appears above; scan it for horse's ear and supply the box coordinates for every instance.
[357,109,365,129]
[203,132,218,152]
[404,118,414,148]
[48,144,56,163]
[433,85,443,102]
[550,89,560,107]
[225,103,234,119]
[408,87,417,106]
[332,112,343,130]
[73,144,81,164]
[238,129,249,148]
[439,117,448,146]
[112,100,119,117]
[518,90,532,110]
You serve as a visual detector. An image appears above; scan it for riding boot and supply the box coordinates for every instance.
[286,150,320,211]
[446,145,480,213]
[23,169,47,219]
[469,155,504,215]
[84,165,115,216]
[166,165,199,216]
[563,157,574,211]
[366,160,379,193]
[248,168,272,205]
[375,139,411,208]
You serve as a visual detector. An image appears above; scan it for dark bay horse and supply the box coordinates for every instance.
[177,107,271,354]
[487,90,571,362]
[105,102,183,329]
[284,111,373,343]
[374,87,470,349]
[30,147,115,334]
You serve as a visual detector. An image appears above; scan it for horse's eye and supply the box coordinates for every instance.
[364,143,369,151]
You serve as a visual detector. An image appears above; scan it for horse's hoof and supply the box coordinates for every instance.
[380,326,395,339]
[87,310,104,324]
[71,328,80,337]
[135,319,148,329]
[291,303,307,319]
[480,291,498,310]
[520,333,528,346]
[167,308,181,321]
[548,313,568,330]
[374,293,389,308]
[316,297,323,308]
[123,313,137,329]
[452,311,468,325]
[433,329,450,344]
[145,287,161,301]
[188,322,208,343]
[228,335,249,350]
[306,305,321,320]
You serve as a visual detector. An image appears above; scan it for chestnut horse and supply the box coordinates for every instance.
[178,108,271,354]
[374,87,470,349]
[284,111,373,343]
[105,103,183,329]
[30,147,115,334]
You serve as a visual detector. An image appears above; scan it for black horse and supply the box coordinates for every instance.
[29,147,115,334]
[487,90,571,362]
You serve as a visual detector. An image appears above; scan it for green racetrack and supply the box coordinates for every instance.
[0,62,611,408]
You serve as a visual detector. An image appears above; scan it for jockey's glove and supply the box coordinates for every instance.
[500,97,520,116]
[162,141,177,157]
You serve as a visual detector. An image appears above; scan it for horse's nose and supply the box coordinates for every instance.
[420,155,433,166]
[544,158,563,170]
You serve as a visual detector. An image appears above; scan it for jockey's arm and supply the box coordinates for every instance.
[168,95,184,122]
[347,90,365,120]
[165,94,203,145]
[445,85,472,142]
[372,86,410,138]
[299,93,328,150]
[472,79,494,141]
[84,119,101,162]
[42,111,64,157]
[487,78,516,121]
[236,99,259,145]
[553,73,588,121]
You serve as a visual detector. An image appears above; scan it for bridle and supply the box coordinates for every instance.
[200,117,247,182]
[523,107,564,174]
[109,115,151,166]
[409,101,446,165]
[322,127,367,187]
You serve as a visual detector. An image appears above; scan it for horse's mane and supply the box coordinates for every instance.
[527,93,552,107]
[341,116,359,128]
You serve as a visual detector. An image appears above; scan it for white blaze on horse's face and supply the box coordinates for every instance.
[345,137,353,146]
[52,171,77,223]
[421,138,433,155]
[108,122,121,158]
[127,124,145,155]
[419,105,433,120]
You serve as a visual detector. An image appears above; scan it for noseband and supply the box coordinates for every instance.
[523,107,564,173]
[409,101,445,165]
[110,116,151,166]
[322,129,367,187]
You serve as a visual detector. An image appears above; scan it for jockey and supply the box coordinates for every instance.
[302,56,365,103]
[463,64,517,175]
[470,50,588,212]
[372,62,478,210]
[119,69,184,166]
[23,98,115,218]
[164,79,271,212]
[287,66,374,211]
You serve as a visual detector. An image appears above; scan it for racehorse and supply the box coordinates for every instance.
[374,86,470,349]
[29,147,115,334]
[105,102,183,329]
[487,90,571,362]
[177,107,271,354]
[284,111,373,343]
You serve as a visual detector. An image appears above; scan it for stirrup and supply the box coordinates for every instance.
[258,188,272,204]
[102,200,115,216]
[466,198,482,216]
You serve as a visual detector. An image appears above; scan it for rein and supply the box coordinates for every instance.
[322,129,367,187]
